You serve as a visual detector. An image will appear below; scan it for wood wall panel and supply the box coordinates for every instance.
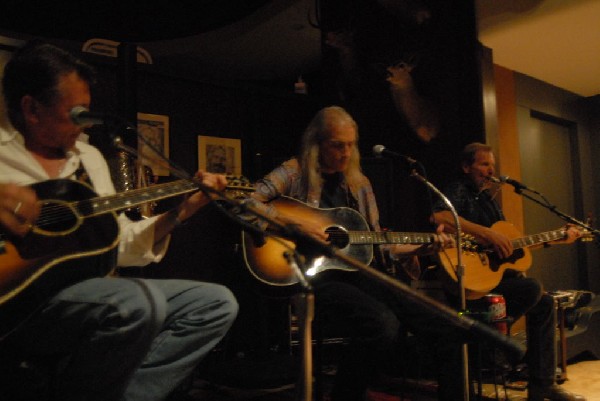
[494,65,524,232]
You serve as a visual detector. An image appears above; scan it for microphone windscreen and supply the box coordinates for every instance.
[372,144,385,156]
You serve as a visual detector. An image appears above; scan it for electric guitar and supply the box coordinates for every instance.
[0,175,252,338]
[438,220,592,300]
[242,196,439,286]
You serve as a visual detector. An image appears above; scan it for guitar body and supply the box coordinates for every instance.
[242,197,373,286]
[0,179,119,337]
[438,221,532,299]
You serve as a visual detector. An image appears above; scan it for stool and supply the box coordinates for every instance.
[467,311,516,401]
[548,290,581,382]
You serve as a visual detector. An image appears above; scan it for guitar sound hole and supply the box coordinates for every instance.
[38,202,78,232]
[325,226,349,249]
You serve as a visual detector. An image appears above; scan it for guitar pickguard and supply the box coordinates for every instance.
[490,248,525,269]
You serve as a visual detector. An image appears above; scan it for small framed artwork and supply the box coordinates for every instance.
[137,113,169,176]
[198,135,242,175]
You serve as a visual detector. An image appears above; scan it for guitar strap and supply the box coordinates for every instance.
[320,172,386,270]
[320,172,356,210]
[72,160,93,187]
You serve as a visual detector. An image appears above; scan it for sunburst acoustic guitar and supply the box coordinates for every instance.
[242,196,440,286]
[0,175,252,338]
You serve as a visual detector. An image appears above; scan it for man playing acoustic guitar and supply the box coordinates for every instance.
[432,142,585,401]
[0,40,238,401]
[248,105,464,401]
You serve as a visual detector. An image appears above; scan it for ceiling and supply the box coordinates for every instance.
[130,0,600,97]
[0,0,598,97]
[476,0,600,98]
[141,0,322,84]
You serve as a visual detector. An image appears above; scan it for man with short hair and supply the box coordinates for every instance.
[432,142,585,401]
[0,40,238,401]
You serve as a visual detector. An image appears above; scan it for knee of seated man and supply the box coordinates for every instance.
[104,278,168,338]
[192,283,238,322]
[529,292,555,316]
[370,308,401,344]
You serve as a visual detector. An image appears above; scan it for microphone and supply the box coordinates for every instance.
[372,144,417,165]
[485,176,503,184]
[69,106,122,126]
[499,175,529,191]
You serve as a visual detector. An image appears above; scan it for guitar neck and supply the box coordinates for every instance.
[348,231,436,245]
[512,229,566,250]
[79,180,199,217]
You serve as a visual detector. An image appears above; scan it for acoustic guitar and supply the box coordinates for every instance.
[242,196,439,286]
[438,220,591,300]
[0,175,252,337]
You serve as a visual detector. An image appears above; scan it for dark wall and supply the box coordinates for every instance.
[97,66,322,355]
[86,60,321,182]
[1,0,484,356]
[319,0,485,231]
[79,0,485,288]
[88,65,321,275]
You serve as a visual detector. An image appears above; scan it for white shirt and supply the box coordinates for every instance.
[0,125,169,267]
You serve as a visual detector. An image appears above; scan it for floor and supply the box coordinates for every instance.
[3,344,598,400]
[180,352,600,401]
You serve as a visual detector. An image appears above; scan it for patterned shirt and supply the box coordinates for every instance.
[433,176,505,227]
[249,158,423,275]
[251,158,382,232]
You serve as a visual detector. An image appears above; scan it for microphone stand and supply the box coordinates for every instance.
[266,208,527,368]
[408,166,470,401]
[108,127,525,400]
[105,123,321,401]
[284,251,315,401]
[507,185,600,240]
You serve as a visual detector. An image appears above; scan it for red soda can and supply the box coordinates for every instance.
[485,293,507,334]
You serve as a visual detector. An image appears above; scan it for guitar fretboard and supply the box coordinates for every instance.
[80,180,198,217]
[348,231,435,245]
[512,229,566,249]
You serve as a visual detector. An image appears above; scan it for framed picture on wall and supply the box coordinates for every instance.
[137,113,169,176]
[198,135,241,175]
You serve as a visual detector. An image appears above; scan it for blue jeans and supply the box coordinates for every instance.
[439,274,555,400]
[3,277,238,401]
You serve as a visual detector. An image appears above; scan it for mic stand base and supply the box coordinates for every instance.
[284,251,314,401]
[292,290,314,401]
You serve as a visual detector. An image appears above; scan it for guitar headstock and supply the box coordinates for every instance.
[580,229,597,243]
[460,232,483,252]
[225,175,254,199]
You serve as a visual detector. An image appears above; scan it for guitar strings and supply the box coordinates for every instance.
[326,230,436,244]
[32,180,195,228]
[31,177,253,229]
